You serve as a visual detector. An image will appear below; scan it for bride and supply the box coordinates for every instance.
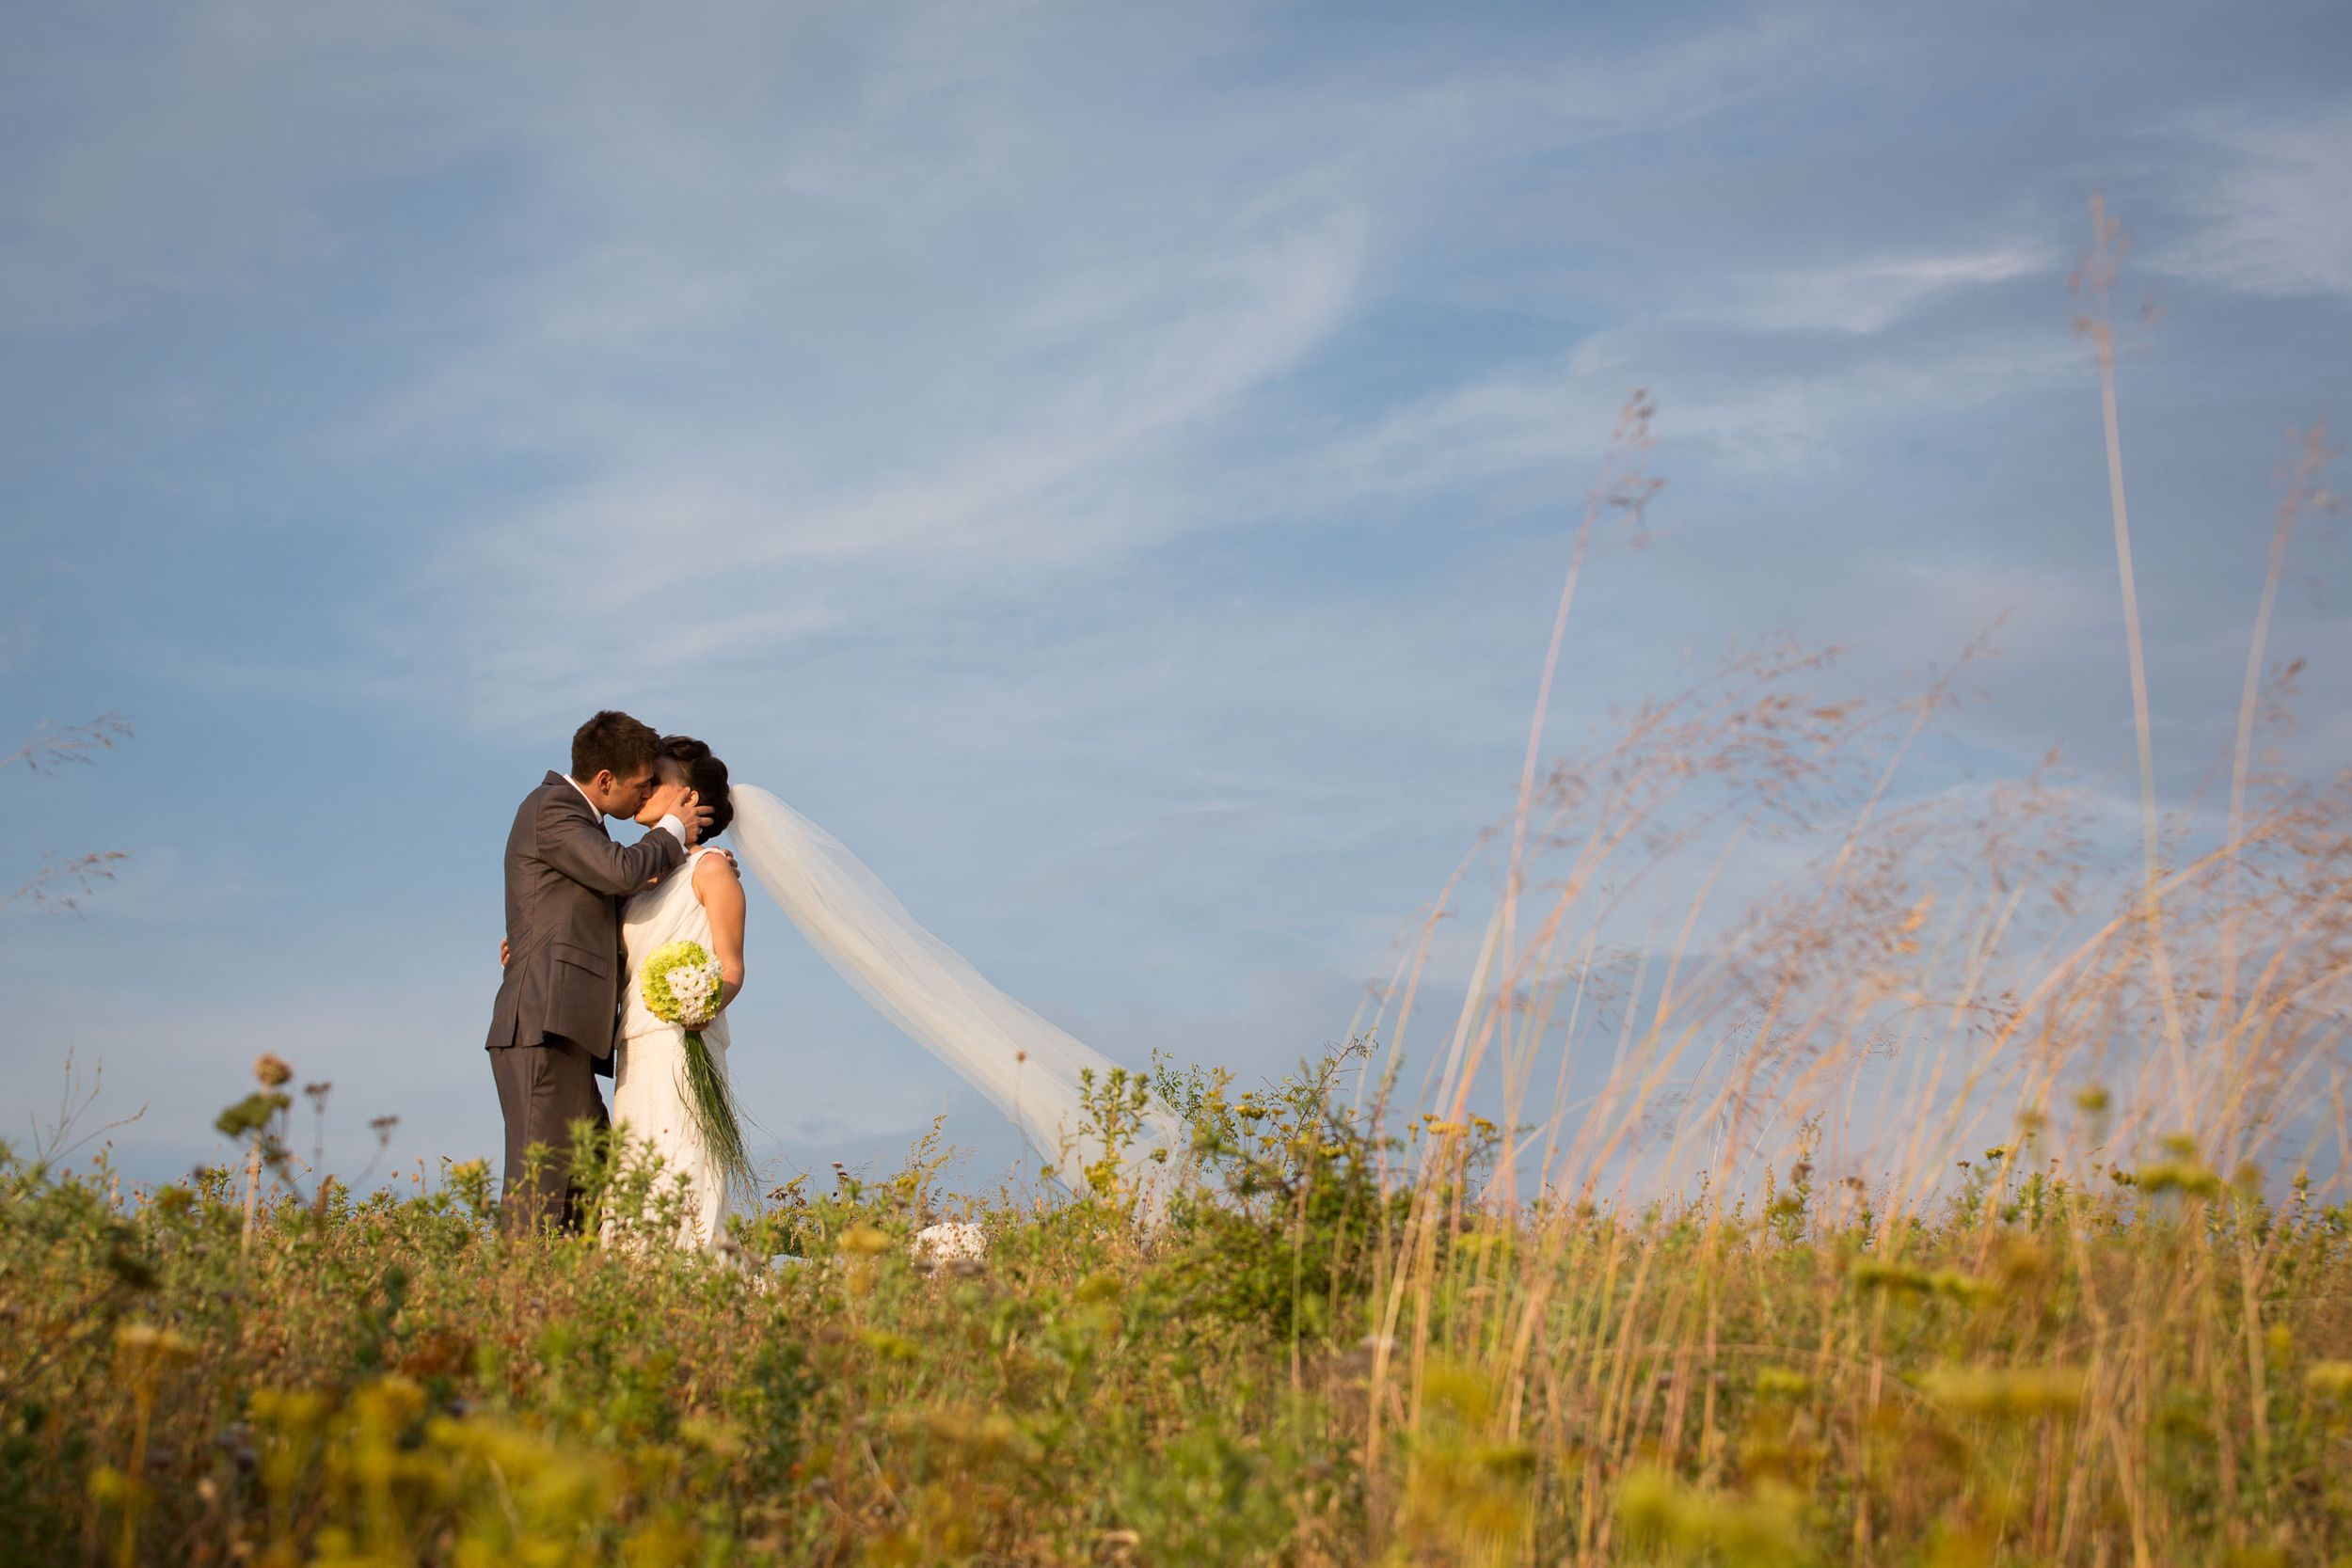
[611,736,745,1249]
[610,735,1180,1252]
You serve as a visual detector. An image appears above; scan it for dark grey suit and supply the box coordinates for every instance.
[486,771,686,1234]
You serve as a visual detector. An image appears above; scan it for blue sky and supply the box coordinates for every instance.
[3,0,2347,1194]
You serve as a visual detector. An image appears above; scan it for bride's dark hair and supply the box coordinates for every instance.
[660,736,732,841]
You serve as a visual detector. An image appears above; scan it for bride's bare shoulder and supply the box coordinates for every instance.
[691,848,741,889]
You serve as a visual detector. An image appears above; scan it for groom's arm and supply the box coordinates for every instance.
[535,793,687,896]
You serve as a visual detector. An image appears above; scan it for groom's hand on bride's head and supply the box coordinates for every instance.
[664,785,720,844]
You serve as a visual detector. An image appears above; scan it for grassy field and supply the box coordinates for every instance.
[4,1037,2350,1567]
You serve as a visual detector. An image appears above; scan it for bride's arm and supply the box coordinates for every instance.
[691,851,748,1018]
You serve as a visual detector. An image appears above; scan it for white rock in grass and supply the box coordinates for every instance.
[913,1222,987,1268]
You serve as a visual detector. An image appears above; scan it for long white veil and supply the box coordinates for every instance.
[727,784,1183,1198]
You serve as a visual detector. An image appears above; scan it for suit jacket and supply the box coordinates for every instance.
[485,772,687,1060]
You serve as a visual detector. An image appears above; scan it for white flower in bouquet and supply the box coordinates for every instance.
[638,939,755,1197]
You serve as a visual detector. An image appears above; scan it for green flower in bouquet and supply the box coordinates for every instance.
[640,939,757,1198]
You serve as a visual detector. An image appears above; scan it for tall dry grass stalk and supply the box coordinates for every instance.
[2074,190,2194,1132]
[2225,423,2339,1019]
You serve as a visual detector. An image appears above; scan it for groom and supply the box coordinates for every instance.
[485,710,711,1236]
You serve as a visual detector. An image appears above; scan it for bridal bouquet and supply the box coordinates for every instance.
[640,940,757,1197]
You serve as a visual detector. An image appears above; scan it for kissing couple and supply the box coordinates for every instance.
[485,709,1183,1251]
[485,710,745,1244]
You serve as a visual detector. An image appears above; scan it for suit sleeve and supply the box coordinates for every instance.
[536,793,686,895]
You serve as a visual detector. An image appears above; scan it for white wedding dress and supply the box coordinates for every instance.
[612,845,736,1251]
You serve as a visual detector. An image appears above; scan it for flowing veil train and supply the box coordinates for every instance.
[727,785,1183,1196]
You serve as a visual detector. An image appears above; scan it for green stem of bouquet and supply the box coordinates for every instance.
[680,1031,759,1202]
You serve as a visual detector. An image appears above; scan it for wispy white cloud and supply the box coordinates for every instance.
[2166,109,2352,298]
[1717,245,2059,334]
[303,5,1877,729]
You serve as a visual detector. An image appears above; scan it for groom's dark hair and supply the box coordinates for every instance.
[571,710,662,783]
[660,735,732,840]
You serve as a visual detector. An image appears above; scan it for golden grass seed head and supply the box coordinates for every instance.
[86,1463,133,1506]
[113,1321,198,1363]
[1614,1467,1802,1565]
[1927,1269,2000,1307]
[2305,1361,2352,1398]
[619,1514,701,1568]
[251,1386,331,1436]
[351,1375,426,1436]
[1615,1465,1689,1548]
[676,1416,745,1461]
[2136,1161,2223,1198]
[1926,1524,1997,1568]
[1420,1360,1495,1426]
[1853,1259,1933,1294]
[2220,1548,2290,1568]
[1922,1366,2084,1421]
[859,1328,920,1362]
[838,1223,893,1258]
